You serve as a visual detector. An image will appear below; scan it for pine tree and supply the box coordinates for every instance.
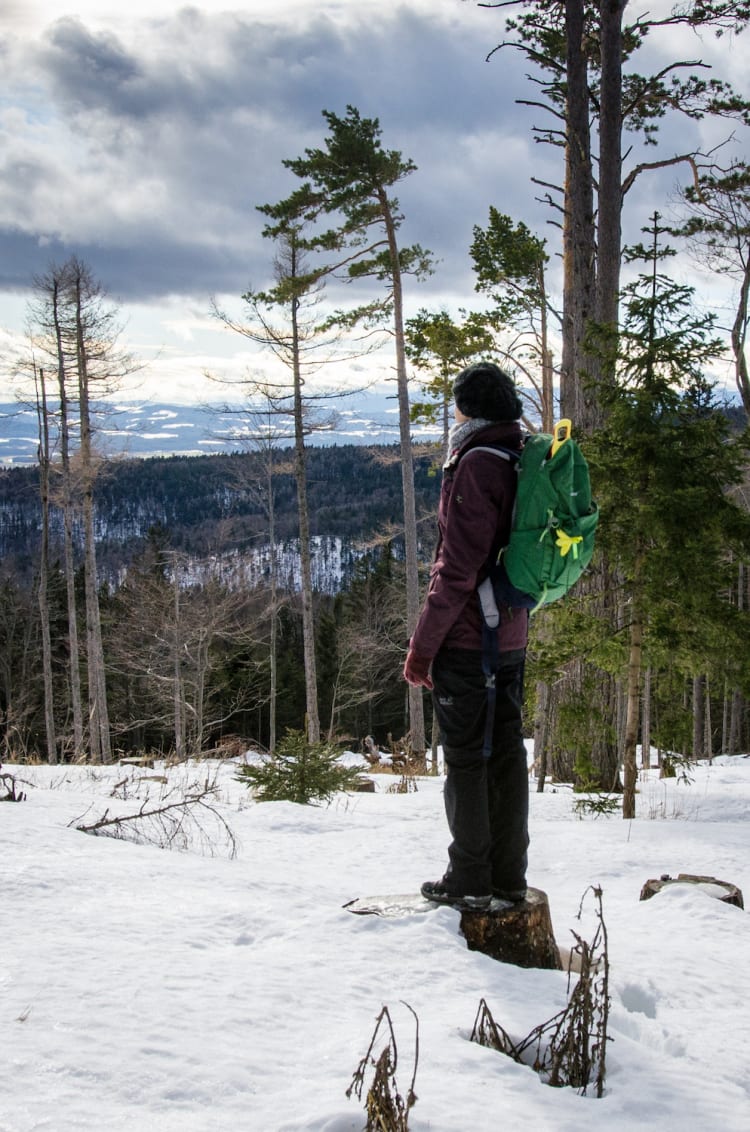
[237,728,363,805]
[405,310,495,450]
[470,209,557,430]
[588,215,750,816]
[261,106,434,755]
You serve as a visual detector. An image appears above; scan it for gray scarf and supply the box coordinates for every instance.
[444,418,493,469]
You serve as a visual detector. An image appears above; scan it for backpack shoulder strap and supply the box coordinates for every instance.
[461,444,520,464]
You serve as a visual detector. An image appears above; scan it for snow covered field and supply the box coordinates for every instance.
[3,751,749,1131]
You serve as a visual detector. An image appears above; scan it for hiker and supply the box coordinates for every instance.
[403,361,529,911]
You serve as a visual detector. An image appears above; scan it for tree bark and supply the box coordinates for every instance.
[622,611,643,819]
[267,453,279,754]
[731,252,750,414]
[561,0,595,424]
[460,888,562,970]
[34,365,57,765]
[641,667,652,770]
[172,561,185,762]
[728,562,745,753]
[52,278,85,760]
[594,0,626,350]
[379,186,425,755]
[533,678,550,792]
[75,271,111,764]
[291,289,321,745]
[692,674,705,761]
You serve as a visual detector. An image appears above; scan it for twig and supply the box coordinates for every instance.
[72,787,237,858]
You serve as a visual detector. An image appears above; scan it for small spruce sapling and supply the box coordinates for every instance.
[237,729,364,805]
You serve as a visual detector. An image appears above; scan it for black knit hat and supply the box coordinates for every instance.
[453,361,522,422]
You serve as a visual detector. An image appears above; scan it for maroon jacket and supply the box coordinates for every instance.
[410,421,529,659]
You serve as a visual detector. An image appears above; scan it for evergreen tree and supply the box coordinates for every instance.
[237,728,362,805]
[588,214,750,816]
[261,105,434,755]
[405,309,495,450]
[476,0,750,789]
[470,209,557,430]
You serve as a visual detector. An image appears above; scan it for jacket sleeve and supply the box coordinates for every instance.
[410,449,514,659]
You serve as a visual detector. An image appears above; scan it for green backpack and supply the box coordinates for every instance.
[476,426,599,627]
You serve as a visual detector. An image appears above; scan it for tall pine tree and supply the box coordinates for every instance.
[589,215,750,816]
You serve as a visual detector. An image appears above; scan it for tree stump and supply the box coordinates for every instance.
[640,873,744,910]
[460,887,562,970]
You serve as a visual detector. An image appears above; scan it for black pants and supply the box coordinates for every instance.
[431,647,529,897]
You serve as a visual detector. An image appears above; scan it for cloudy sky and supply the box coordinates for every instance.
[1,0,748,403]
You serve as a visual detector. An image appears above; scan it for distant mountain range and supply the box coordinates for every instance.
[0,393,443,466]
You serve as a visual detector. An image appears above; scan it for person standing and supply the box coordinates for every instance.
[403,361,529,911]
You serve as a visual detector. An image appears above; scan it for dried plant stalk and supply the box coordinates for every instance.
[471,886,610,1097]
[347,1003,418,1131]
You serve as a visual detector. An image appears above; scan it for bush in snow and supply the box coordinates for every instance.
[237,729,364,805]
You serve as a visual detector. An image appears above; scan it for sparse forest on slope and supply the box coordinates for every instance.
[0,443,441,580]
[0,443,442,761]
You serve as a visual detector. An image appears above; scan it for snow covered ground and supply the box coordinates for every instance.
[3,750,749,1131]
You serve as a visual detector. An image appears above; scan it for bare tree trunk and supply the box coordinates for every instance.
[267,455,279,754]
[193,632,208,756]
[729,688,743,754]
[172,560,185,761]
[728,562,745,753]
[622,612,643,819]
[641,667,652,771]
[594,0,626,378]
[552,0,621,792]
[731,254,750,414]
[560,0,595,423]
[75,278,111,764]
[692,674,705,762]
[721,680,729,755]
[539,263,555,431]
[290,291,320,745]
[34,365,57,765]
[441,365,452,454]
[379,187,426,755]
[704,677,713,764]
[52,280,85,760]
[534,679,550,792]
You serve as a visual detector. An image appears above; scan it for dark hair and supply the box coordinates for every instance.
[453,361,522,422]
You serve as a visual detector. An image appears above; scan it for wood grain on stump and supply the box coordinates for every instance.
[460,887,562,970]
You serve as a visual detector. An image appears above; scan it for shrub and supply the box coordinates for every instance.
[237,729,365,804]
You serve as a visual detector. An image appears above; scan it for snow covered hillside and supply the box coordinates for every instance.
[3,753,749,1131]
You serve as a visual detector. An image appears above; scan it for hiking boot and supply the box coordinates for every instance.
[421,878,491,911]
[492,887,527,903]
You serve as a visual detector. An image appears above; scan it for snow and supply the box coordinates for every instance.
[3,751,750,1131]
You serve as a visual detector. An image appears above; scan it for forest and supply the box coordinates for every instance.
[0,444,440,581]
[0,439,443,758]
[3,1,750,822]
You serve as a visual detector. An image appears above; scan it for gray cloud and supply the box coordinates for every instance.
[2,2,741,318]
[0,7,545,305]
